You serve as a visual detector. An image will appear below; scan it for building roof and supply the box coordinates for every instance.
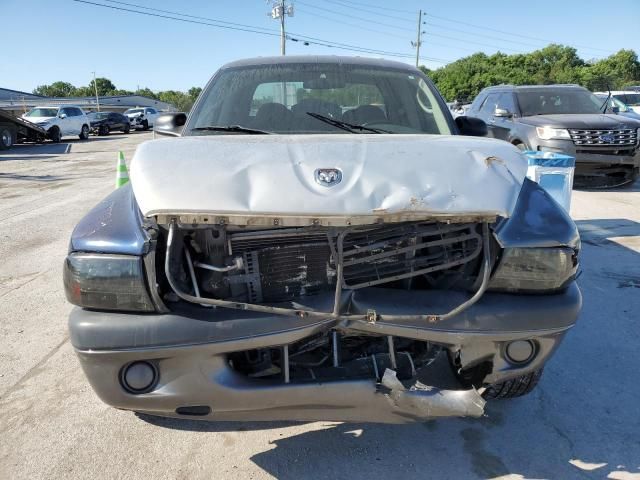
[0,88,176,112]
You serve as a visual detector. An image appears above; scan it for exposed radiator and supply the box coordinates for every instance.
[228,222,482,303]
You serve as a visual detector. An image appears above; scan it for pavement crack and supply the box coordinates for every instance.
[0,335,70,400]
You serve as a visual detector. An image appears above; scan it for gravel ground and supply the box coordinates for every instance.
[0,133,639,480]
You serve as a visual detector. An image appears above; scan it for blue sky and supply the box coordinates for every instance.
[3,0,639,93]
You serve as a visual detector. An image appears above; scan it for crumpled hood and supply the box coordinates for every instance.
[130,134,528,224]
[519,113,640,129]
[22,115,54,125]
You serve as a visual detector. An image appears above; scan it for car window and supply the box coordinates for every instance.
[25,108,59,117]
[59,108,70,117]
[479,93,500,116]
[613,93,640,106]
[147,108,157,114]
[497,93,516,114]
[125,108,144,115]
[189,63,452,135]
[516,89,603,115]
[70,108,82,117]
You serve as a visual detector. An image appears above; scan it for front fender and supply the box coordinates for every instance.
[494,178,579,249]
[69,183,149,255]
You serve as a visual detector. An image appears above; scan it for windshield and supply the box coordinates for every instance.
[613,93,640,106]
[125,108,144,115]
[516,89,604,116]
[25,108,58,118]
[90,112,109,119]
[187,63,452,135]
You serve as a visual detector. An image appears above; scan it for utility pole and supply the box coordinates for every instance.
[411,10,425,68]
[269,1,294,55]
[91,71,101,112]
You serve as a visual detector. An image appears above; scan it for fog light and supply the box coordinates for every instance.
[505,340,536,365]
[121,361,158,393]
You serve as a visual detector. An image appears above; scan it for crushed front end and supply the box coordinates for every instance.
[66,178,581,423]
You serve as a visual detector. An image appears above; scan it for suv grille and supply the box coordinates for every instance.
[569,129,638,147]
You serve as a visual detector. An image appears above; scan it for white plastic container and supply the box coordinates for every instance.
[523,151,575,212]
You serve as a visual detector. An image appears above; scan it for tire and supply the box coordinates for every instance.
[49,127,62,143]
[123,124,130,134]
[99,125,109,136]
[0,127,13,150]
[79,124,90,140]
[142,120,149,131]
[483,369,543,399]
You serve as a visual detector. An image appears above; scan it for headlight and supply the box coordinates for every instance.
[63,253,155,311]
[536,126,571,140]
[489,247,578,292]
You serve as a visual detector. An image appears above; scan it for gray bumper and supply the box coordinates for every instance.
[70,284,581,423]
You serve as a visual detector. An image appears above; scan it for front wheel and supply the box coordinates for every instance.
[79,124,90,140]
[483,369,543,399]
[98,125,109,136]
[142,120,149,131]
[123,124,130,134]
[49,127,62,143]
[0,127,13,150]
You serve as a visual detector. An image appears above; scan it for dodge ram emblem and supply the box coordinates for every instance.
[315,168,342,187]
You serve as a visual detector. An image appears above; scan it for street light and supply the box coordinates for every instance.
[91,71,101,112]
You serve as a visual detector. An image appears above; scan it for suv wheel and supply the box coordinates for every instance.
[142,120,149,131]
[0,127,13,150]
[483,369,543,399]
[123,124,130,134]
[49,127,62,143]
[99,125,109,136]
[79,124,90,140]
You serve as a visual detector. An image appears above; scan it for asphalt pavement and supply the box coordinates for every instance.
[0,132,639,480]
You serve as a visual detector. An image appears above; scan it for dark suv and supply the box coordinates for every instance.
[467,84,640,187]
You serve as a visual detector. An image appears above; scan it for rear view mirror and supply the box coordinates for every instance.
[154,112,187,137]
[494,108,512,118]
[455,116,488,137]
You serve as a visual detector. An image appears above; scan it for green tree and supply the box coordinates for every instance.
[32,81,77,97]
[135,87,158,100]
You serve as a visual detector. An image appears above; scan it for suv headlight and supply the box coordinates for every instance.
[489,247,578,292]
[536,126,571,140]
[63,253,155,311]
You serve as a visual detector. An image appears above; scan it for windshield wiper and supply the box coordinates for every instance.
[599,85,612,113]
[191,125,272,134]
[306,112,390,134]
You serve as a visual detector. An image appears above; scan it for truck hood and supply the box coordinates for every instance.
[519,113,640,129]
[130,134,528,226]
[22,115,55,125]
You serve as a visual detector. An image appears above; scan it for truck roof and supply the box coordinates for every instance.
[220,55,419,72]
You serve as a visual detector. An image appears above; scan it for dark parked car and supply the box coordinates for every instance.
[467,84,640,188]
[65,56,581,424]
[89,112,131,135]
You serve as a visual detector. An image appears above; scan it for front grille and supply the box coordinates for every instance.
[569,129,638,147]
[228,222,482,303]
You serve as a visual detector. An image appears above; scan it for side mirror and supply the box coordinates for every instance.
[494,108,512,118]
[59,113,67,119]
[612,106,620,113]
[154,112,187,137]
[455,116,488,136]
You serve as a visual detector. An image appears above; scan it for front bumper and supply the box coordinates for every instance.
[69,283,581,423]
[534,139,640,187]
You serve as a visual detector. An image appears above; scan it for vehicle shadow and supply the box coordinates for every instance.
[0,142,70,160]
[0,172,71,182]
[138,218,640,479]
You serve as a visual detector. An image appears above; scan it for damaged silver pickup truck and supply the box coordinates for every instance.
[65,56,581,423]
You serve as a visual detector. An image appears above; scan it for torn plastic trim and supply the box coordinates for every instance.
[381,368,485,418]
[164,220,492,324]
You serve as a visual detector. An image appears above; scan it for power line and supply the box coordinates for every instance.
[295,0,410,32]
[322,0,414,23]
[323,0,415,15]
[70,0,452,64]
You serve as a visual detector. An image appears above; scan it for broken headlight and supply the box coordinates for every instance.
[489,247,578,293]
[63,253,155,311]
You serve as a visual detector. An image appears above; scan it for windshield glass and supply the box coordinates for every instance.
[90,112,109,119]
[613,93,640,106]
[25,108,58,117]
[516,89,604,116]
[187,63,452,135]
[125,108,144,115]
